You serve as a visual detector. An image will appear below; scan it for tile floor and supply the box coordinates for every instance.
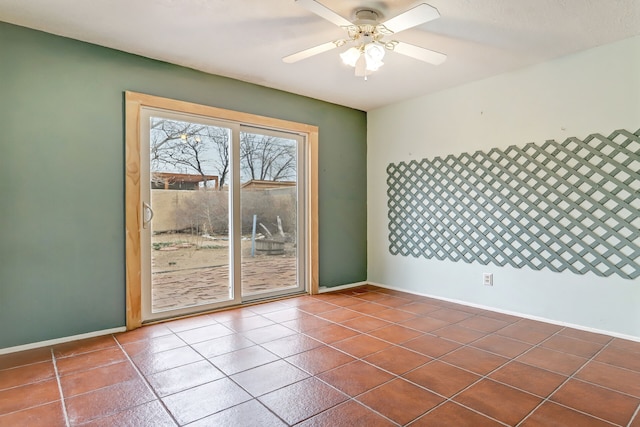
[1,285,640,426]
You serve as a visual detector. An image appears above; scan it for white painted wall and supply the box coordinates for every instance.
[367,35,640,338]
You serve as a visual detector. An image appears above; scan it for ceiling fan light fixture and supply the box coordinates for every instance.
[365,43,385,61]
[354,54,370,77]
[287,1,447,78]
[365,57,383,72]
[364,42,385,71]
[340,46,361,67]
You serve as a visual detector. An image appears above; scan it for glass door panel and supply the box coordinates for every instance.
[240,128,305,300]
[141,109,240,321]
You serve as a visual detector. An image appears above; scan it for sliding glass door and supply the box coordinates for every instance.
[139,108,306,322]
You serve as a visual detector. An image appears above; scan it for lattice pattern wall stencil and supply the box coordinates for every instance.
[387,128,640,279]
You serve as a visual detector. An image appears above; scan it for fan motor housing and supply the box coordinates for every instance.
[354,9,380,25]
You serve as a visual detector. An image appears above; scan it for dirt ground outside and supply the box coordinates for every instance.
[151,233,298,311]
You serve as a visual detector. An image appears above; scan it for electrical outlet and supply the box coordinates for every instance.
[483,273,493,286]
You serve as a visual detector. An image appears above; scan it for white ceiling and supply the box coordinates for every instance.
[1,0,639,111]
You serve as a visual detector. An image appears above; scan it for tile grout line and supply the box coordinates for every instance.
[294,298,524,424]
[417,320,607,425]
[113,336,181,426]
[408,400,509,427]
[52,288,628,427]
[400,322,595,426]
[226,318,401,426]
[251,299,420,425]
[628,403,640,427]
[305,298,530,352]
[515,335,620,427]
[401,332,527,426]
[290,366,401,426]
[7,287,635,426]
[360,302,518,425]
[123,329,246,426]
[279,291,637,425]
[259,320,411,427]
[301,294,640,426]
[242,290,634,424]
[489,325,582,426]
[295,308,502,425]
[216,353,302,427]
[186,317,391,427]
[140,322,301,426]
[50,349,70,427]
[205,290,636,423]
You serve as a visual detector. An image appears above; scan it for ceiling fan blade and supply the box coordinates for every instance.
[392,41,447,65]
[382,4,440,33]
[282,41,341,63]
[296,0,353,27]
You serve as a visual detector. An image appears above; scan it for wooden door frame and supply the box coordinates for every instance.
[125,91,319,330]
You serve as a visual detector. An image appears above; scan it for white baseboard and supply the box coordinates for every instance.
[366,281,640,343]
[318,281,369,293]
[0,327,127,355]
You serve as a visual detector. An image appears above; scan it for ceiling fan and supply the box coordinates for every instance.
[283,0,447,78]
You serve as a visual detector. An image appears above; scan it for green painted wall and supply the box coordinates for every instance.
[0,22,367,349]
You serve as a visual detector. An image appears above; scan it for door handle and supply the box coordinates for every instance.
[143,202,154,229]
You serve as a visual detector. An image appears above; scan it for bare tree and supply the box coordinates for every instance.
[150,118,230,189]
[206,126,231,188]
[150,119,296,189]
[240,133,296,182]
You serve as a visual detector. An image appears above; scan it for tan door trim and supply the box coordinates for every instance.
[124,91,319,330]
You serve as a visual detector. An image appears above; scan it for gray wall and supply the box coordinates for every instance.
[0,22,367,349]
